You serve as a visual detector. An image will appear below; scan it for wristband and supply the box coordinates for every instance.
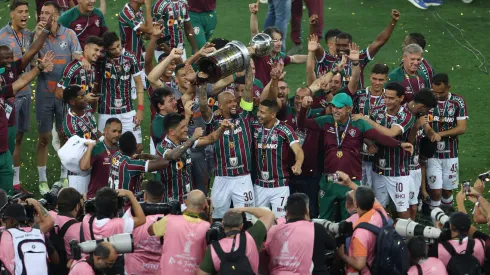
[137,105,144,111]
[37,63,44,72]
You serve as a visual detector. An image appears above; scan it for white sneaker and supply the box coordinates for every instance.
[52,125,61,152]
[259,0,267,3]
[461,0,472,3]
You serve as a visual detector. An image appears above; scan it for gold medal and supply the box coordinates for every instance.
[21,47,25,54]
[176,160,184,170]
[262,144,267,149]
[229,142,235,149]
[262,153,266,160]
[337,150,343,158]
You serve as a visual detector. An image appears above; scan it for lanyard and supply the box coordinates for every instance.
[70,109,96,139]
[402,67,421,92]
[334,117,351,150]
[9,23,25,54]
[261,120,279,148]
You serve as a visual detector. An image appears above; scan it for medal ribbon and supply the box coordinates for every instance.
[402,67,421,92]
[71,109,97,139]
[335,117,351,150]
[10,23,25,54]
[436,95,450,131]
[260,120,279,165]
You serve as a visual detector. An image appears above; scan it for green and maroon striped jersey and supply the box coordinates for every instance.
[57,60,96,93]
[58,6,108,48]
[251,119,298,188]
[0,85,14,153]
[353,87,385,163]
[151,113,166,146]
[152,0,190,49]
[96,50,142,115]
[428,93,468,159]
[410,127,423,171]
[156,137,197,203]
[209,110,254,177]
[119,3,146,65]
[387,67,430,103]
[370,105,415,177]
[62,108,98,141]
[315,47,372,89]
[399,58,435,86]
[87,141,118,199]
[108,151,147,193]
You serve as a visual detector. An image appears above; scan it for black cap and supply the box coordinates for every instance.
[3,203,29,221]
[450,212,471,233]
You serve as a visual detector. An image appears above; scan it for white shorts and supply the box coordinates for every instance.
[211,174,255,219]
[372,173,410,212]
[98,111,142,144]
[426,158,459,190]
[361,161,373,187]
[150,138,156,155]
[68,174,90,195]
[409,169,422,206]
[131,70,147,99]
[254,185,289,218]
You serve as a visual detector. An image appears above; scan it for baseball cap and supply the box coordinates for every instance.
[2,203,29,221]
[330,93,353,108]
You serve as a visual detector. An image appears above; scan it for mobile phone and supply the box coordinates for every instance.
[478,172,490,182]
[327,173,339,183]
[463,180,471,195]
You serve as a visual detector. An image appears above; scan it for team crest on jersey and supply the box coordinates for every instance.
[349,129,356,137]
[360,96,367,102]
[429,176,436,184]
[95,19,100,27]
[437,141,445,151]
[123,63,130,72]
[261,171,269,180]
[271,133,278,142]
[319,190,325,198]
[229,157,238,167]
[8,72,13,79]
[320,99,328,108]
[75,24,82,31]
[193,27,200,35]
[379,159,386,168]
[448,107,455,116]
[114,99,123,108]
[413,155,419,165]
[59,41,68,50]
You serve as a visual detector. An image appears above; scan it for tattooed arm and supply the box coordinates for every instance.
[26,198,54,233]
[163,128,204,160]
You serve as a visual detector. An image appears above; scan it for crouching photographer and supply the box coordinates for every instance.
[0,196,55,275]
[148,190,211,274]
[69,241,118,275]
[407,236,448,275]
[197,206,275,275]
[81,187,146,274]
[124,180,181,275]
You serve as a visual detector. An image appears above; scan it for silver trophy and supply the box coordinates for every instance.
[197,41,251,83]
[250,33,273,57]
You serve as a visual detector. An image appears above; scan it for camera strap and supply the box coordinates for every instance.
[225,230,241,251]
[183,212,201,219]
[88,215,96,240]
[416,264,422,275]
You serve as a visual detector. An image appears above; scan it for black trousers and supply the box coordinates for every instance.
[289,175,321,218]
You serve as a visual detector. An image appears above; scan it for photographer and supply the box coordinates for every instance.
[264,193,336,275]
[49,187,85,274]
[407,236,447,275]
[82,188,145,240]
[0,199,55,275]
[333,171,390,275]
[148,189,210,274]
[124,180,167,275]
[428,212,484,269]
[69,242,118,275]
[197,206,275,275]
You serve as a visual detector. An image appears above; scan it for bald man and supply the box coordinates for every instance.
[148,189,211,274]
[199,63,257,221]
[68,242,117,274]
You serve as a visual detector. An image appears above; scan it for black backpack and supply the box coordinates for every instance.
[355,210,410,275]
[211,231,255,275]
[441,239,482,275]
[49,218,79,275]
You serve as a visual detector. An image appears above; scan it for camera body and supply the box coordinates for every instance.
[463,180,471,195]
[131,201,182,216]
[84,196,125,216]
[70,233,134,260]
[327,173,339,183]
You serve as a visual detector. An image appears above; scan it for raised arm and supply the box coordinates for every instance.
[147,48,183,88]
[79,142,96,171]
[99,0,106,16]
[297,97,323,130]
[353,114,403,138]
[23,20,51,70]
[198,84,212,123]
[347,43,360,94]
[183,21,198,53]
[164,127,201,161]
[138,0,154,34]
[145,21,164,74]
[306,34,319,86]
[249,1,259,38]
[243,63,254,103]
[25,199,54,233]
[367,9,400,58]
[118,189,145,228]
